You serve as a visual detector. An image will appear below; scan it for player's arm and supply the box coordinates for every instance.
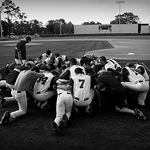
[38,55,42,60]
[56,79,72,91]
[96,81,106,91]
[90,76,96,89]
[96,76,106,91]
[57,84,72,91]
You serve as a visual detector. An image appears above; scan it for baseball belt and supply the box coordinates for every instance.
[36,92,41,94]
[58,92,71,96]
[74,97,89,101]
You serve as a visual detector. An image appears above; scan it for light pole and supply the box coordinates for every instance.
[0,6,3,39]
[116,1,124,34]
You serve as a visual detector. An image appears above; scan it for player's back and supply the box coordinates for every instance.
[135,64,149,81]
[70,65,86,78]
[125,67,145,82]
[33,72,54,93]
[72,74,91,100]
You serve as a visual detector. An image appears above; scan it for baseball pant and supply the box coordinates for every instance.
[54,91,73,126]
[10,90,27,118]
[32,90,56,101]
[74,89,95,107]
[122,81,149,106]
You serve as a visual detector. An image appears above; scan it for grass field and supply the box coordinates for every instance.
[0,35,150,150]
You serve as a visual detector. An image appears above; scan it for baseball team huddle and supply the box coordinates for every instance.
[0,36,149,135]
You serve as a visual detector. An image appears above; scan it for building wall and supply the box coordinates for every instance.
[141,25,149,33]
[74,25,99,34]
[111,24,138,33]
[74,24,149,34]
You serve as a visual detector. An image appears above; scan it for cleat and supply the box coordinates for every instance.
[0,111,10,125]
[40,101,50,110]
[51,122,61,135]
[134,108,147,121]
[37,102,42,107]
[73,107,79,114]
[85,105,92,113]
[59,114,68,129]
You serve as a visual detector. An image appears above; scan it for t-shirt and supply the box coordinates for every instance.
[15,40,26,60]
[6,65,28,85]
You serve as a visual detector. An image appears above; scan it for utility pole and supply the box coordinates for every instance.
[116,1,124,34]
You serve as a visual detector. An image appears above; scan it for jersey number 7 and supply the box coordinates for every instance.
[79,79,85,88]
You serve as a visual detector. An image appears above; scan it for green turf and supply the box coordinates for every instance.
[0,40,114,67]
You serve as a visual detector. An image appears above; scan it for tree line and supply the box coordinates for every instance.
[0,0,140,37]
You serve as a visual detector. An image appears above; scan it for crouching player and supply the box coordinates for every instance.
[0,66,44,125]
[51,74,73,135]
[31,71,58,109]
[71,67,95,113]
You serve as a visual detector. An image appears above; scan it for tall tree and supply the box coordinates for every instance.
[46,20,55,34]
[64,22,74,34]
[110,12,140,24]
[1,20,9,36]
[2,0,20,22]
[1,0,27,36]
[2,0,20,34]
[30,19,43,35]
[46,19,67,34]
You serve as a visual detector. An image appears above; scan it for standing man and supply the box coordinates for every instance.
[15,36,31,65]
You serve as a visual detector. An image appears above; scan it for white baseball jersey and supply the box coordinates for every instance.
[70,65,86,78]
[105,59,121,71]
[72,74,91,104]
[75,58,81,66]
[33,72,54,93]
[53,57,60,67]
[135,64,149,81]
[41,53,52,62]
[123,66,149,106]
[61,55,67,61]
[125,67,145,82]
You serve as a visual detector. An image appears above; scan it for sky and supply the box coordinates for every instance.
[1,0,150,26]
